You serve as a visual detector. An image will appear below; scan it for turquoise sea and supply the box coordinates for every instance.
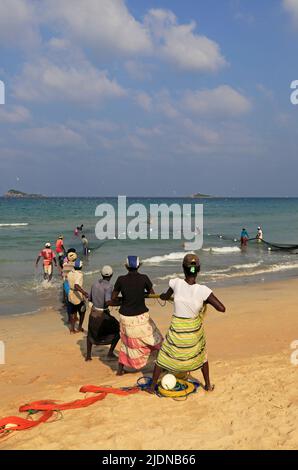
[1,197,298,316]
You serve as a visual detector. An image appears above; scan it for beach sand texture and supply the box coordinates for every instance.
[0,279,298,450]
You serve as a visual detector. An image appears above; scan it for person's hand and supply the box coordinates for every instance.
[160,293,167,301]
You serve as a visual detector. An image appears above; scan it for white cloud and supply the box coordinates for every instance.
[124,60,153,81]
[283,0,298,25]
[0,105,31,123]
[183,85,251,117]
[13,58,126,104]
[145,9,226,72]
[18,125,87,148]
[0,0,39,48]
[135,92,153,111]
[41,0,152,55]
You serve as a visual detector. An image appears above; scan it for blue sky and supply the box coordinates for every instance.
[0,0,298,196]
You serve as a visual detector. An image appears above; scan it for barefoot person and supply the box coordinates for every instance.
[67,259,89,334]
[150,254,225,393]
[109,256,163,376]
[86,265,120,361]
[35,242,57,281]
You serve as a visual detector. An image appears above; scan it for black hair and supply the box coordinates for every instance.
[127,266,138,272]
[183,264,200,277]
[67,248,76,254]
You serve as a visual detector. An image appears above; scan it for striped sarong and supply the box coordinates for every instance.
[156,313,207,373]
[119,313,163,370]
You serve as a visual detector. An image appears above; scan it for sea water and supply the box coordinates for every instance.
[1,197,298,315]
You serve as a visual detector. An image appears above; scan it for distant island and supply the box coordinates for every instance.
[4,189,46,199]
[191,192,213,198]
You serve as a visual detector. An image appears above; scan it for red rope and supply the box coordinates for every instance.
[0,385,140,435]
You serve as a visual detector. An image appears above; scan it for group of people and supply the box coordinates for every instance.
[36,232,90,281]
[240,226,263,247]
[35,225,228,392]
[38,240,226,392]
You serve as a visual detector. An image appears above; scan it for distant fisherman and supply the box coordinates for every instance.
[256,226,263,242]
[81,234,89,256]
[240,228,249,247]
[86,265,120,361]
[55,235,65,269]
[74,224,84,237]
[36,242,57,281]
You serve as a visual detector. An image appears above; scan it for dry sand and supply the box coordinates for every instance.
[0,279,298,450]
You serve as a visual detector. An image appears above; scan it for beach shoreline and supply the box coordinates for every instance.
[0,278,297,450]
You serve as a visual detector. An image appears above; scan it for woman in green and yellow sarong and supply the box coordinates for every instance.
[150,254,225,392]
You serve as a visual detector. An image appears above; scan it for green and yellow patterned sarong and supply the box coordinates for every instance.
[156,309,207,372]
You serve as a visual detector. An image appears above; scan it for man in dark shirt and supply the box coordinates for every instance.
[109,256,163,375]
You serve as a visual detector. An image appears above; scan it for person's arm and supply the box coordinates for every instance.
[144,275,155,295]
[74,283,89,299]
[205,293,225,312]
[53,256,57,267]
[160,287,173,301]
[35,255,41,266]
[107,289,122,306]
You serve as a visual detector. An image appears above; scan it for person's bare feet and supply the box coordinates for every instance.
[204,384,215,392]
[70,329,79,334]
[85,356,92,361]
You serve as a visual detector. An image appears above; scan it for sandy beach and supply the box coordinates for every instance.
[0,278,298,450]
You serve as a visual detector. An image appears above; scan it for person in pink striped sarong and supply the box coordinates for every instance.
[108,256,163,375]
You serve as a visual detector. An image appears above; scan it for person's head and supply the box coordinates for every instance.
[182,253,200,278]
[242,228,246,231]
[81,234,85,239]
[125,255,140,272]
[67,247,76,254]
[45,242,51,248]
[101,265,113,280]
[258,226,261,230]
[67,252,77,262]
[74,259,83,270]
[58,235,63,240]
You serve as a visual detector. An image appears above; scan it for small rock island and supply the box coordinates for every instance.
[4,189,46,199]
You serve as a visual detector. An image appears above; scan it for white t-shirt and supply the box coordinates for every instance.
[169,278,212,318]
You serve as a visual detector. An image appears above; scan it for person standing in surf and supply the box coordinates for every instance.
[256,226,263,242]
[240,228,249,247]
[149,254,225,393]
[55,235,65,269]
[35,242,57,281]
[108,256,163,376]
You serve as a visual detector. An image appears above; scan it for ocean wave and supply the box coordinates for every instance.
[156,273,182,281]
[156,262,263,280]
[143,252,191,264]
[0,223,29,227]
[203,246,241,254]
[206,262,298,279]
[84,269,102,276]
